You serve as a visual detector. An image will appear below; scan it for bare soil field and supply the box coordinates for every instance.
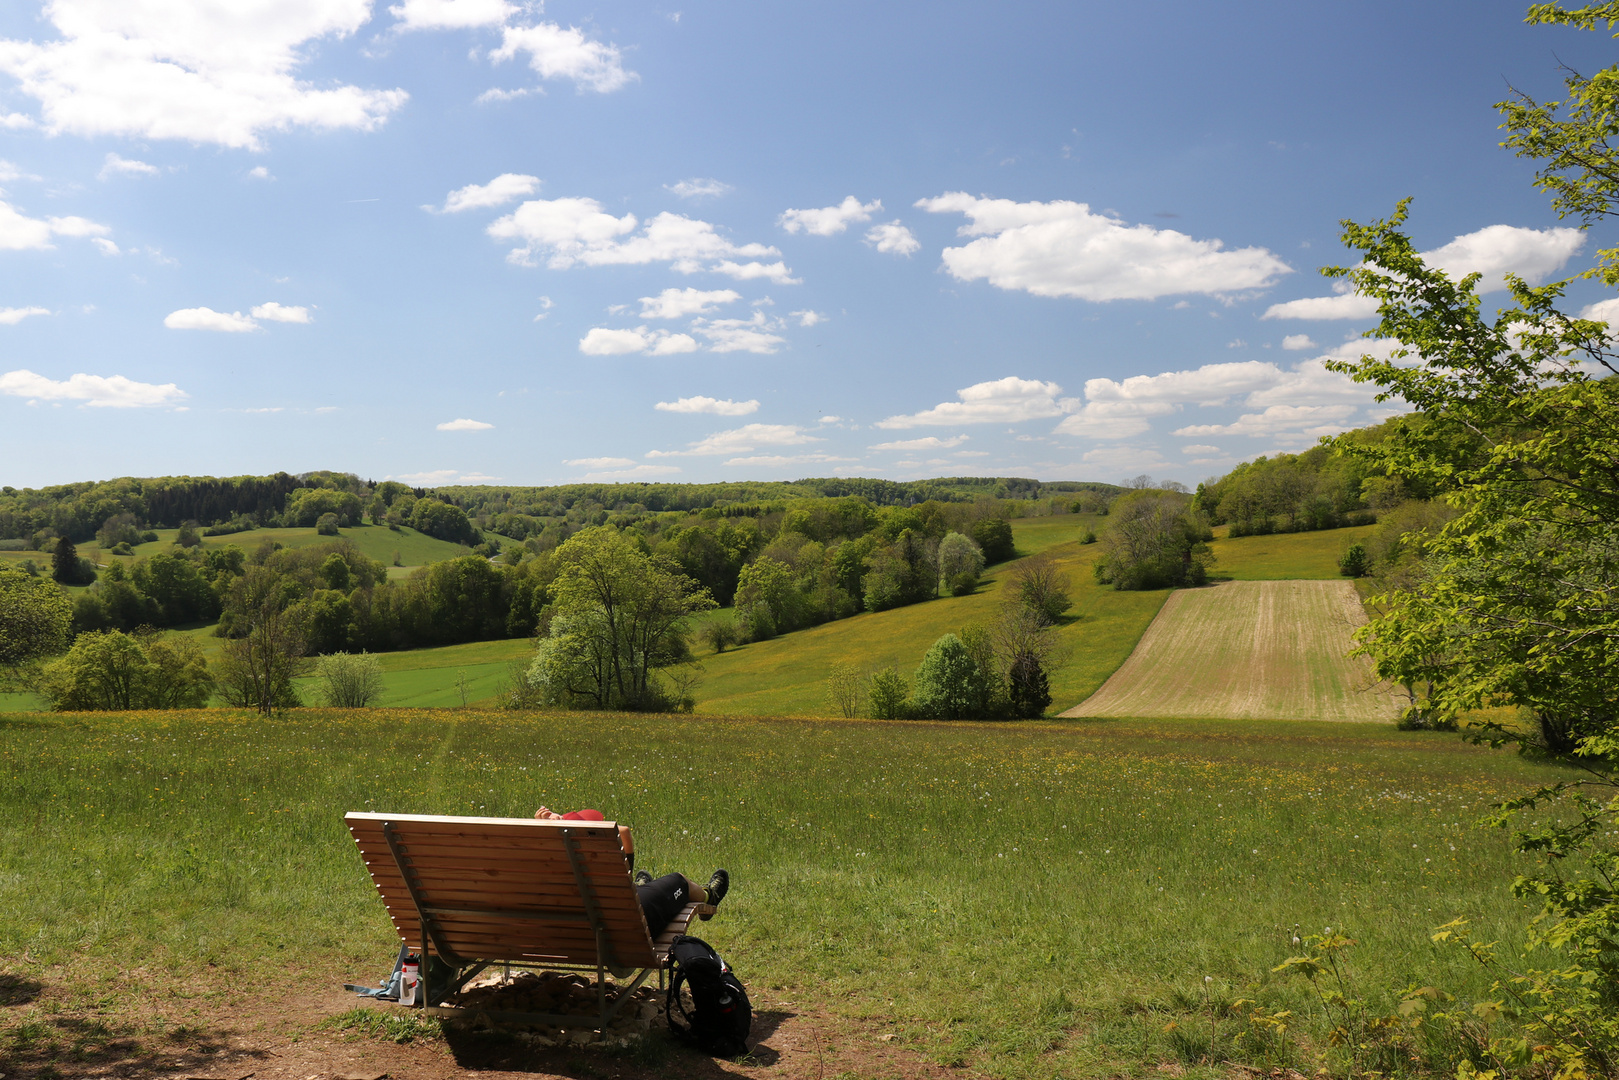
[1062,580,1403,721]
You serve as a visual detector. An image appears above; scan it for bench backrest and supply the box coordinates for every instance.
[345,812,657,971]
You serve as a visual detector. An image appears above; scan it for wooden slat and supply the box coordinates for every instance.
[346,810,660,970]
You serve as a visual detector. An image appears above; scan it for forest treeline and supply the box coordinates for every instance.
[0,471,1116,545]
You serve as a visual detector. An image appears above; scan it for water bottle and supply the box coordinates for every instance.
[400,956,420,1006]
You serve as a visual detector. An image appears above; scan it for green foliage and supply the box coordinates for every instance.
[313,652,385,708]
[214,601,309,715]
[1007,650,1051,719]
[408,498,477,544]
[37,630,213,710]
[0,566,72,669]
[971,517,1015,563]
[175,521,201,548]
[1337,543,1369,578]
[1197,445,1378,537]
[867,666,910,718]
[315,512,340,536]
[825,661,864,718]
[700,620,740,654]
[1095,490,1214,591]
[526,527,714,711]
[938,531,985,596]
[51,537,94,585]
[912,634,990,720]
[285,488,363,529]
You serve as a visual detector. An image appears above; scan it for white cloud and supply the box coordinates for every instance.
[432,172,539,213]
[915,192,1291,301]
[1281,334,1316,351]
[437,417,494,430]
[391,468,502,485]
[639,287,739,319]
[666,178,732,200]
[488,198,788,281]
[1081,360,1281,408]
[251,301,311,323]
[0,306,50,325]
[779,196,880,236]
[655,396,759,416]
[1172,404,1360,439]
[789,309,823,327]
[578,326,699,356]
[869,435,969,451]
[389,0,514,30]
[877,376,1075,428]
[954,450,989,458]
[475,86,536,104]
[818,415,842,423]
[0,200,109,250]
[164,307,257,332]
[648,423,821,457]
[489,22,636,94]
[723,452,854,467]
[91,237,119,255]
[98,152,158,179]
[0,367,185,407]
[0,0,409,151]
[247,165,271,180]
[1182,444,1223,456]
[579,463,681,481]
[564,456,636,469]
[692,311,786,354]
[0,160,39,181]
[1263,224,1585,320]
[1579,296,1619,324]
[0,113,33,129]
[1082,445,1168,469]
[1261,292,1379,321]
[710,259,799,284]
[865,220,920,255]
[1053,400,1178,440]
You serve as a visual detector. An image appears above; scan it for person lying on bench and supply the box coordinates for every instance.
[535,805,730,936]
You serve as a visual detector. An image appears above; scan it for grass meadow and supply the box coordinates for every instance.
[693,518,1169,715]
[0,708,1569,1078]
[1207,525,1377,581]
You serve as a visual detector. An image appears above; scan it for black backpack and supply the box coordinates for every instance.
[665,935,752,1058]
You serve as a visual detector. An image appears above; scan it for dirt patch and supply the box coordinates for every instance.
[0,962,967,1080]
[1062,580,1401,722]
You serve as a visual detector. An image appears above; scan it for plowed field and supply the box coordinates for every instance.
[1062,579,1402,721]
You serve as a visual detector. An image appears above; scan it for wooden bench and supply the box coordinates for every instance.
[345,811,712,1029]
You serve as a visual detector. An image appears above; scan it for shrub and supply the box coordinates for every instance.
[971,518,1015,564]
[937,532,985,593]
[912,634,991,720]
[1008,553,1071,626]
[1337,543,1369,578]
[825,662,864,718]
[37,630,213,710]
[314,652,385,707]
[867,667,910,719]
[176,522,201,548]
[700,621,740,654]
[316,513,341,536]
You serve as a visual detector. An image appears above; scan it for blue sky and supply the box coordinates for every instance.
[1,0,1614,491]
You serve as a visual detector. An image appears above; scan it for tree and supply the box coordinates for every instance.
[315,512,340,536]
[52,536,93,585]
[214,599,311,714]
[912,634,990,720]
[989,605,1067,718]
[0,566,72,678]
[1006,553,1072,626]
[867,667,910,719]
[970,517,1015,564]
[36,630,213,710]
[527,527,714,710]
[1093,491,1214,591]
[937,531,985,596]
[314,651,385,707]
[825,661,864,718]
[1337,543,1369,578]
[700,620,740,654]
[175,521,201,548]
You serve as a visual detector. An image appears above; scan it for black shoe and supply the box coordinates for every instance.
[700,869,729,920]
[633,869,653,887]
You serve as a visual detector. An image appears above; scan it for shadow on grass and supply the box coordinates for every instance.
[0,974,43,1006]
[0,1012,258,1080]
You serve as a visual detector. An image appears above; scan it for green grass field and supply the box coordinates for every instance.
[691,518,1167,715]
[0,523,477,577]
[1208,524,1376,581]
[1067,580,1401,722]
[0,709,1571,1078]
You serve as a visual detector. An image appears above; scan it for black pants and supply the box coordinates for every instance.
[636,873,690,937]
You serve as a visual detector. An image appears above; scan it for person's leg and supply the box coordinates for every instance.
[635,872,694,937]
